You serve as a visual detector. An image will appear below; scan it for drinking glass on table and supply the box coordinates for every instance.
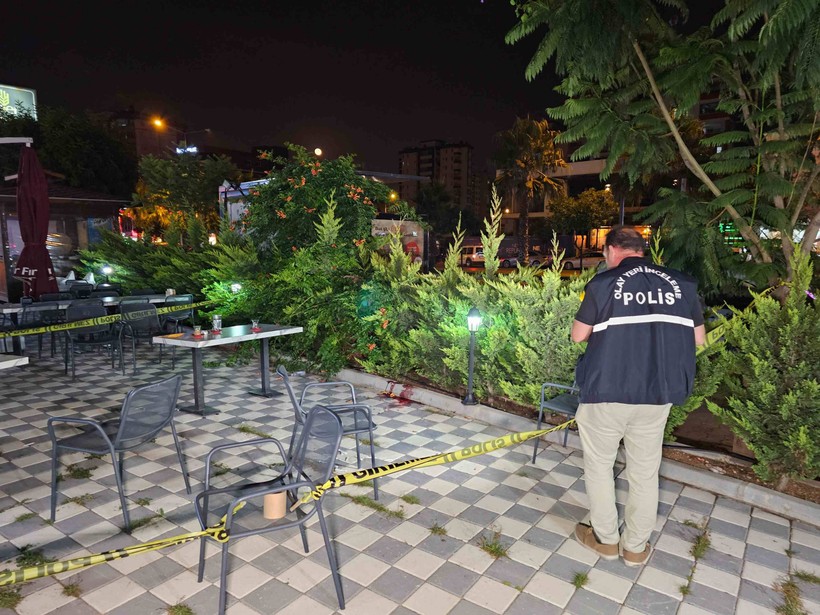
[212,315,222,331]
[251,319,260,331]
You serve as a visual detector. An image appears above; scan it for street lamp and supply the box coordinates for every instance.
[463,307,482,405]
[101,265,113,283]
[151,117,210,153]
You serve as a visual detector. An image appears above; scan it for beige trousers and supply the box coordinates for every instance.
[575,401,672,552]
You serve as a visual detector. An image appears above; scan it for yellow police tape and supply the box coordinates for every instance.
[0,503,243,587]
[0,421,574,586]
[293,418,576,510]
[0,301,212,339]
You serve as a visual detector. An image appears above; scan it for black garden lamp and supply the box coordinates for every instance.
[463,307,482,405]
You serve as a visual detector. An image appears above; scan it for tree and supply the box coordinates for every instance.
[549,188,618,252]
[0,106,137,197]
[506,0,820,292]
[244,144,401,258]
[129,152,240,240]
[493,117,566,263]
[415,182,481,235]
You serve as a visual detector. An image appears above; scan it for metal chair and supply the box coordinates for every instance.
[48,375,190,532]
[118,302,165,375]
[68,282,94,299]
[532,381,580,463]
[161,293,195,332]
[63,304,119,379]
[277,364,378,500]
[195,405,345,614]
[19,301,65,358]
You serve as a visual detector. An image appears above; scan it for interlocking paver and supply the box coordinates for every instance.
[1,338,818,614]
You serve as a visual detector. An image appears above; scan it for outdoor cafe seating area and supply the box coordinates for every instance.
[1,328,815,614]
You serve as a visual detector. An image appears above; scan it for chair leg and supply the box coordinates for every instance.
[38,334,43,359]
[197,493,209,583]
[50,448,60,522]
[532,407,544,464]
[131,337,137,375]
[171,423,191,494]
[111,455,131,531]
[563,425,570,448]
[368,426,379,501]
[218,541,230,615]
[317,504,345,610]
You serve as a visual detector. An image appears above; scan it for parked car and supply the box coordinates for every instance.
[500,251,549,268]
[563,251,606,270]
[460,245,484,267]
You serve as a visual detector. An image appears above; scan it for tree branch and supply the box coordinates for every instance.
[631,40,771,264]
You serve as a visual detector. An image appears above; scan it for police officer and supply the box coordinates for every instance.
[570,226,705,566]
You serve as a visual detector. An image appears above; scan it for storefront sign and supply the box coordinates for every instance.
[0,84,37,117]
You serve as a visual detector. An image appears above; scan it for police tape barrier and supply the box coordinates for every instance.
[293,418,577,510]
[0,302,213,339]
[0,503,243,587]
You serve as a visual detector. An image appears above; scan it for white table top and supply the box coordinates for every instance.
[152,324,303,348]
[1,295,170,315]
[0,355,29,370]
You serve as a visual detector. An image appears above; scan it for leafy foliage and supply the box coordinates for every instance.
[0,105,137,197]
[507,0,820,293]
[707,251,820,482]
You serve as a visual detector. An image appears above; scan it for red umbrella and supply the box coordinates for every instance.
[12,145,58,299]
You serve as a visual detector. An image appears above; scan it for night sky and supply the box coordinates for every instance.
[3,0,555,173]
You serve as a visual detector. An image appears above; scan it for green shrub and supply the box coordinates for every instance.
[707,249,819,484]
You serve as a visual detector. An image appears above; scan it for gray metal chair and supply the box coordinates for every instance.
[532,381,580,462]
[48,375,190,532]
[277,364,378,500]
[195,405,345,614]
[19,301,64,358]
[161,294,194,368]
[118,302,165,375]
[63,304,119,378]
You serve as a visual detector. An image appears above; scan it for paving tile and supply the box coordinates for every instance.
[505,591,563,615]
[624,584,681,615]
[523,571,576,608]
[564,587,621,615]
[683,582,737,615]
[542,553,592,583]
[369,567,424,602]
[738,578,783,610]
[403,583,460,615]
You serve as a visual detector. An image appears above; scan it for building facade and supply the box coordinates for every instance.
[398,140,475,211]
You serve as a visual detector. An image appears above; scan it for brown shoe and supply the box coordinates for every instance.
[574,524,619,561]
[621,543,652,567]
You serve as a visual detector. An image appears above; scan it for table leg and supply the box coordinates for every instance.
[180,347,219,415]
[249,337,281,398]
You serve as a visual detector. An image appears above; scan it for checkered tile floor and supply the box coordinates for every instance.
[1,337,818,615]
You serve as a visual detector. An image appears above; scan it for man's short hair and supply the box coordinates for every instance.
[605,226,645,254]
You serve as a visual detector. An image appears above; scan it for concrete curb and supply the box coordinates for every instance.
[337,368,820,527]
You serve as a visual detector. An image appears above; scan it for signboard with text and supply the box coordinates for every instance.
[0,84,37,117]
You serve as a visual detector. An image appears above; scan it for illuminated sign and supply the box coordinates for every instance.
[0,84,37,118]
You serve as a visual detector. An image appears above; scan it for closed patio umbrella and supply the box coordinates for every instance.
[12,145,58,299]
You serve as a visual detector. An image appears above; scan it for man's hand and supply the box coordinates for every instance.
[571,319,593,343]
[694,324,706,346]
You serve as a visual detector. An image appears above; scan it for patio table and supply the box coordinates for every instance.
[0,355,29,369]
[152,324,303,416]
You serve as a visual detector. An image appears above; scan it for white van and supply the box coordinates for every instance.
[460,245,485,267]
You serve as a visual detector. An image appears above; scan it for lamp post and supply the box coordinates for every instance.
[463,307,482,405]
[151,117,210,154]
[101,265,113,284]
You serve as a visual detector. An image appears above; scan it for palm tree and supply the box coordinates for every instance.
[493,117,565,263]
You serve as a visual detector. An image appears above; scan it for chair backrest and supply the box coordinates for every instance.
[40,292,72,302]
[120,302,160,334]
[120,296,149,305]
[21,302,64,327]
[68,282,94,298]
[95,283,122,294]
[276,365,309,425]
[65,304,110,337]
[130,288,156,296]
[291,405,343,483]
[163,294,194,319]
[114,375,183,450]
[91,290,120,298]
